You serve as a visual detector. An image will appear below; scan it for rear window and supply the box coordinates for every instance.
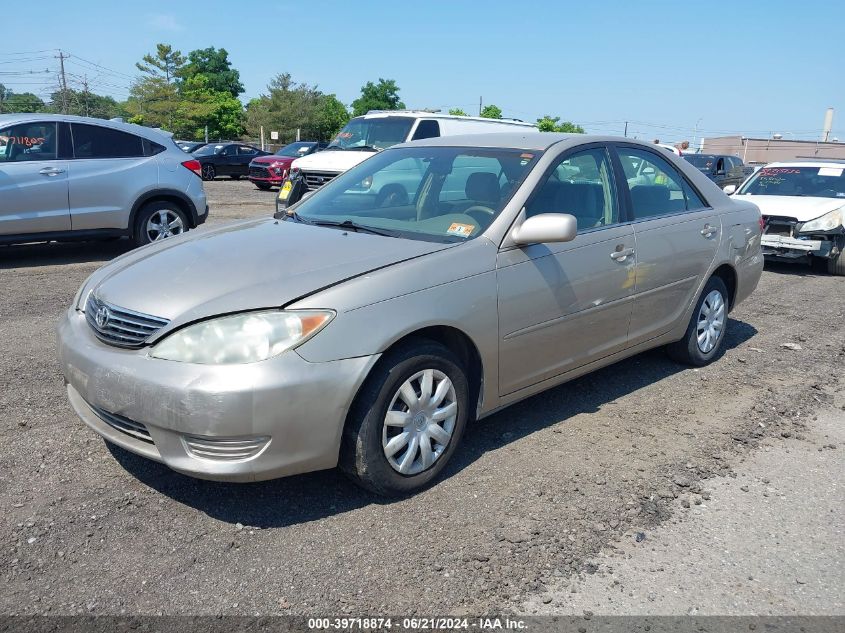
[71,124,144,159]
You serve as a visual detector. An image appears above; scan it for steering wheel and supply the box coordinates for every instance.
[464,205,495,224]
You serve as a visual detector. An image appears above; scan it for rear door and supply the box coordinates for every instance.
[0,120,70,235]
[496,145,636,395]
[613,144,721,346]
[235,145,259,175]
[67,123,156,230]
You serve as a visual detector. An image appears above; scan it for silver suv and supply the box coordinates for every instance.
[0,114,208,247]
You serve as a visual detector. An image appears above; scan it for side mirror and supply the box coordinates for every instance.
[512,213,578,245]
[722,184,737,195]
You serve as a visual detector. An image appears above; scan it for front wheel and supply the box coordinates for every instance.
[133,201,188,247]
[231,174,241,180]
[201,164,216,181]
[340,341,469,496]
[827,238,845,275]
[666,276,729,366]
[255,182,272,191]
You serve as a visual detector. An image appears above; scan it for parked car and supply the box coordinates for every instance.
[730,160,845,274]
[58,133,762,495]
[176,140,207,153]
[248,141,327,190]
[277,110,536,208]
[193,142,269,181]
[0,114,208,247]
[683,154,751,189]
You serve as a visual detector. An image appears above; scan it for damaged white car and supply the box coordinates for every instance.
[728,161,845,274]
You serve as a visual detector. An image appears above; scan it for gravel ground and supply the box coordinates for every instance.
[1,179,843,616]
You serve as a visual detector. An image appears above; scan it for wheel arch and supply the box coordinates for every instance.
[129,189,200,231]
[710,263,738,311]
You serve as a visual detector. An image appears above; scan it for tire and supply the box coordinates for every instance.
[133,201,188,247]
[340,340,469,496]
[827,239,845,275]
[255,182,272,191]
[201,164,216,181]
[666,276,729,366]
[231,174,241,180]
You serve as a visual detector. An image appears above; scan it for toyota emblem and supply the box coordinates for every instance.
[95,305,111,329]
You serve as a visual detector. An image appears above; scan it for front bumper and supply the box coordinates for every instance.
[58,308,378,482]
[761,234,833,259]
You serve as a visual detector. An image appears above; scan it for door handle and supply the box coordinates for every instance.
[610,247,635,261]
[701,224,717,238]
[39,167,65,176]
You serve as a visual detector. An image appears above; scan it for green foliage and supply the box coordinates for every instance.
[125,76,181,131]
[351,78,405,116]
[0,84,45,113]
[245,73,326,142]
[136,43,185,83]
[48,88,126,119]
[180,47,244,97]
[314,94,350,140]
[448,108,468,116]
[179,75,243,140]
[536,115,584,133]
[480,104,502,119]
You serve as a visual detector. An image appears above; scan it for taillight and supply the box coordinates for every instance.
[759,216,765,234]
[181,159,202,178]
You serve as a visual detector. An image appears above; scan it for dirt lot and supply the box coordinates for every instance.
[1,179,843,616]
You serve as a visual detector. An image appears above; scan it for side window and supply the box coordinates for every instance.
[412,120,440,141]
[0,122,58,162]
[617,148,695,219]
[71,124,144,159]
[238,146,257,156]
[526,147,619,231]
[715,157,725,174]
[682,180,707,211]
[221,145,237,156]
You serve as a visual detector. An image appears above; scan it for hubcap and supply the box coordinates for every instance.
[382,369,458,476]
[203,165,214,179]
[696,289,725,354]
[145,209,185,242]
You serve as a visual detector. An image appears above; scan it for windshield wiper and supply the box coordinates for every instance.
[308,219,399,237]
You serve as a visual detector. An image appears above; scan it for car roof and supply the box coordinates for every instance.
[394,132,664,151]
[763,159,845,168]
[358,110,534,127]
[0,113,175,144]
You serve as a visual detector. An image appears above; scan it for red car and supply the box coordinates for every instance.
[248,141,327,190]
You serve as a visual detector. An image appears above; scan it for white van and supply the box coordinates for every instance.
[288,110,536,195]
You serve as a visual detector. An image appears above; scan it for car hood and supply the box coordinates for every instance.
[251,155,296,166]
[91,218,454,337]
[732,194,845,222]
[291,149,375,173]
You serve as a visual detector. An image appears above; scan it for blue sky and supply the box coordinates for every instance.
[3,0,843,142]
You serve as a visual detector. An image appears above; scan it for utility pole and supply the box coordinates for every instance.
[56,50,69,114]
[479,96,482,117]
[624,121,628,137]
[81,75,90,117]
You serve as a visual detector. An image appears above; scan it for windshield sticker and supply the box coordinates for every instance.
[759,168,801,176]
[519,152,535,166]
[818,167,844,177]
[447,222,475,238]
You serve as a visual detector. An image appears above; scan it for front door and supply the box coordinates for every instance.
[0,121,70,235]
[613,145,721,345]
[496,146,636,395]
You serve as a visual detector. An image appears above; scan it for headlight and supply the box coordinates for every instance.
[149,310,334,364]
[800,207,845,233]
[290,167,301,180]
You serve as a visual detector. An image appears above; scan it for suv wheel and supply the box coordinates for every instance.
[827,237,845,275]
[667,276,729,366]
[134,201,188,247]
[201,164,216,181]
[255,182,272,191]
[340,340,469,496]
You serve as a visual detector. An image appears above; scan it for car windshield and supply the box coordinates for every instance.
[684,155,717,170]
[327,116,414,151]
[193,144,225,156]
[738,166,845,198]
[291,146,541,243]
[276,142,315,157]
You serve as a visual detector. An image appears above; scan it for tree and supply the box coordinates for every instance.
[314,94,350,140]
[536,115,584,133]
[180,47,244,97]
[136,43,185,83]
[48,87,125,119]
[125,77,182,132]
[448,108,468,116]
[0,84,45,113]
[351,78,404,116]
[179,74,243,140]
[480,104,502,119]
[245,73,325,142]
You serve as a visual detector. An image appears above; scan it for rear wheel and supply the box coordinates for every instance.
[133,201,188,247]
[667,276,729,366]
[255,182,272,191]
[340,341,469,496]
[201,164,216,181]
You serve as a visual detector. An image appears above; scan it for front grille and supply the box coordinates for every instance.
[250,165,270,178]
[302,170,339,190]
[763,215,799,238]
[183,435,270,462]
[90,405,154,444]
[85,295,169,348]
